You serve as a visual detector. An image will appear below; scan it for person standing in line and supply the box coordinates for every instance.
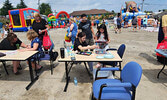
[138,16,141,30]
[143,16,148,29]
[78,14,95,46]
[132,16,138,32]
[0,22,4,39]
[69,17,78,45]
[116,13,122,34]
[113,16,117,33]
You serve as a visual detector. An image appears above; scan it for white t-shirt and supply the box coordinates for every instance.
[114,17,117,25]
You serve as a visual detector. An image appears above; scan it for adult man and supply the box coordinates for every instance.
[116,13,122,33]
[78,14,95,46]
[0,22,4,39]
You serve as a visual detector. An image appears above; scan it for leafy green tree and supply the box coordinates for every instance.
[16,0,27,9]
[0,0,13,16]
[39,3,52,15]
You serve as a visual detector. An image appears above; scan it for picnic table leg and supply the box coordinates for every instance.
[26,59,39,90]
[64,61,70,92]
[2,61,9,75]
[157,58,166,78]
[84,62,91,76]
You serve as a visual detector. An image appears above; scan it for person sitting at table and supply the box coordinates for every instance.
[0,33,28,75]
[95,24,111,68]
[22,30,44,73]
[95,24,110,50]
[74,32,97,73]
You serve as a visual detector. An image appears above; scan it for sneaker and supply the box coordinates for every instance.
[14,71,21,75]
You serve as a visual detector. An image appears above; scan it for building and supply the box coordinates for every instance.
[70,9,110,18]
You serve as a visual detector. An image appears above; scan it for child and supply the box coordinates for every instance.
[74,32,97,72]
[95,24,111,68]
[95,24,110,50]
[22,30,44,73]
[65,23,71,43]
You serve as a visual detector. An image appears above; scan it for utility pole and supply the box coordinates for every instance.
[38,0,40,12]
[141,0,144,11]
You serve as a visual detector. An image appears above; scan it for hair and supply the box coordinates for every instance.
[81,14,87,18]
[97,24,109,41]
[78,32,86,38]
[33,12,42,20]
[7,32,17,45]
[27,30,39,41]
[70,17,76,23]
[117,13,121,17]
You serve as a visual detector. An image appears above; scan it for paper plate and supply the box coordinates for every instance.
[96,56,104,59]
[104,54,114,59]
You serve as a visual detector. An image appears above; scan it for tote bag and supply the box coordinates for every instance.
[43,30,52,50]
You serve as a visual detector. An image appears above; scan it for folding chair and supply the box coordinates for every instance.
[39,43,58,75]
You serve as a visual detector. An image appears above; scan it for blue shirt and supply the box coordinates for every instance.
[66,27,70,37]
[31,37,43,52]
[0,22,3,28]
[117,18,121,26]
[71,22,78,37]
[143,18,148,25]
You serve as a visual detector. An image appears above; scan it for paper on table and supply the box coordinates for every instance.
[4,50,17,55]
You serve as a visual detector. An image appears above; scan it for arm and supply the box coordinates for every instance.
[26,43,39,51]
[78,45,96,51]
[162,15,167,40]
[90,26,95,39]
[70,24,74,32]
[20,42,28,48]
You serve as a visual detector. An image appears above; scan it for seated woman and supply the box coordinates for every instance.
[0,33,28,75]
[74,32,97,72]
[23,30,44,72]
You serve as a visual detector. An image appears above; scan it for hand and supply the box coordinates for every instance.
[18,49,27,52]
[26,45,31,49]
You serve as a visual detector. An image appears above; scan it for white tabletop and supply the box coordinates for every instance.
[0,50,38,61]
[58,51,122,62]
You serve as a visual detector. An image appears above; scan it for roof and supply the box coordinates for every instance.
[154,11,167,18]
[70,9,110,16]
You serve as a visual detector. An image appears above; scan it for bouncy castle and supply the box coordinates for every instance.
[47,11,70,28]
[8,8,39,31]
[121,1,146,20]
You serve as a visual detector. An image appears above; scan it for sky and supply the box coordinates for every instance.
[0,0,167,13]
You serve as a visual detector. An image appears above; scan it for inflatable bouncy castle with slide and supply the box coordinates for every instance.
[47,11,70,28]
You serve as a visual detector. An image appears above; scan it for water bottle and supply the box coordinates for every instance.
[74,77,78,86]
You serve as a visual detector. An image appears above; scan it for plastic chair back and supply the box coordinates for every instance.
[121,61,142,87]
[117,44,126,58]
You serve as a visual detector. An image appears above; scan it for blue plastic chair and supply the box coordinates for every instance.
[39,43,58,75]
[100,44,126,76]
[92,61,142,100]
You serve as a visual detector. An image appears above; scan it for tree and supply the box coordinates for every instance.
[16,0,27,9]
[0,0,13,16]
[39,3,52,15]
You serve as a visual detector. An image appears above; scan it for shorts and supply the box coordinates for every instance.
[143,24,147,27]
[0,28,4,33]
[117,25,121,29]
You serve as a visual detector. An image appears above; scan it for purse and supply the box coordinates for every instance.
[43,30,52,50]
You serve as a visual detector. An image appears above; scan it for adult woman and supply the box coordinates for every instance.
[32,13,50,42]
[0,33,28,75]
[69,17,78,45]
[74,32,97,72]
